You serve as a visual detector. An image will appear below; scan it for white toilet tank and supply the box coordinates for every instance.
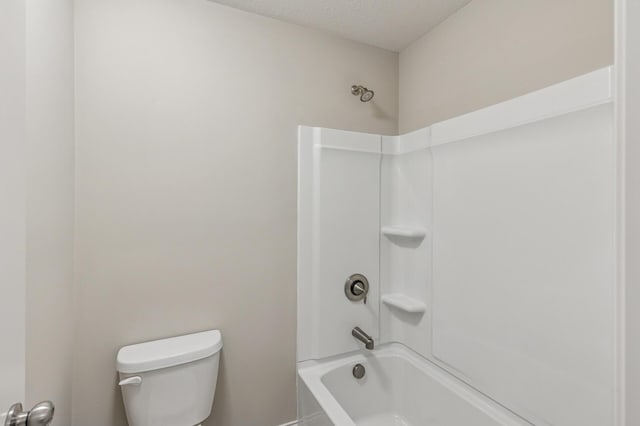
[117,330,222,426]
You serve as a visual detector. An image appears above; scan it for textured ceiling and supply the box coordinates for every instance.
[209,0,472,52]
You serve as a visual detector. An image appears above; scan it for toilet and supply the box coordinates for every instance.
[116,329,223,426]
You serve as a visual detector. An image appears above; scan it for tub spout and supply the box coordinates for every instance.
[352,327,374,350]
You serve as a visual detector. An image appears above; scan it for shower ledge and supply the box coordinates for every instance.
[382,294,427,314]
[381,226,427,240]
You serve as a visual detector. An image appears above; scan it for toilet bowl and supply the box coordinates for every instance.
[117,330,222,426]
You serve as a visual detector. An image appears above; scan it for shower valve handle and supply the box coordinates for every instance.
[352,281,367,304]
[345,274,369,305]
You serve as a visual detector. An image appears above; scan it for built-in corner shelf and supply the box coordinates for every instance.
[381,226,427,240]
[382,294,427,314]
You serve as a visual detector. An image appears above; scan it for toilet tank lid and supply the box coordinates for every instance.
[117,330,222,373]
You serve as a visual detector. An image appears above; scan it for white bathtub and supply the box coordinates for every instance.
[297,344,529,426]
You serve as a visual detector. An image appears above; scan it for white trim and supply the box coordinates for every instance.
[277,421,298,426]
[431,67,613,147]
[297,126,315,365]
[306,126,382,153]
[317,144,380,154]
[614,1,626,425]
[382,126,430,155]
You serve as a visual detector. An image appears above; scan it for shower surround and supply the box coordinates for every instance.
[297,67,616,426]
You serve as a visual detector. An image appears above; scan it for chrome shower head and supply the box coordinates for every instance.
[351,85,374,102]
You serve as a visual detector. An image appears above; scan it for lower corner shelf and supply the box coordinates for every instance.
[381,293,427,314]
[381,226,427,240]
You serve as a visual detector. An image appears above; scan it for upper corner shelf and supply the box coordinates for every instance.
[382,293,427,314]
[381,226,427,240]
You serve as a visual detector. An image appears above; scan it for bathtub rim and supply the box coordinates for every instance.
[297,342,531,426]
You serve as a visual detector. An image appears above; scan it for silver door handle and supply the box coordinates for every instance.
[4,401,54,426]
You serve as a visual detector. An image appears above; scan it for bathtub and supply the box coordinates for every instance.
[297,344,529,426]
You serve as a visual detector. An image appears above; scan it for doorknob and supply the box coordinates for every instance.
[4,401,54,426]
[4,403,27,426]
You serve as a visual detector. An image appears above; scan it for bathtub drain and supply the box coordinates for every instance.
[352,364,366,379]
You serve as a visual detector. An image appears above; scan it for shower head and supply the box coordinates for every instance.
[351,85,374,102]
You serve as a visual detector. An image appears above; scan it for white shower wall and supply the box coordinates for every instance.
[380,129,433,357]
[430,102,614,426]
[298,67,616,426]
[297,127,381,361]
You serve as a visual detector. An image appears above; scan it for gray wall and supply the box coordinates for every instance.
[623,0,640,424]
[72,1,398,425]
[0,0,27,410]
[399,0,614,133]
[0,0,77,423]
[25,0,75,424]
